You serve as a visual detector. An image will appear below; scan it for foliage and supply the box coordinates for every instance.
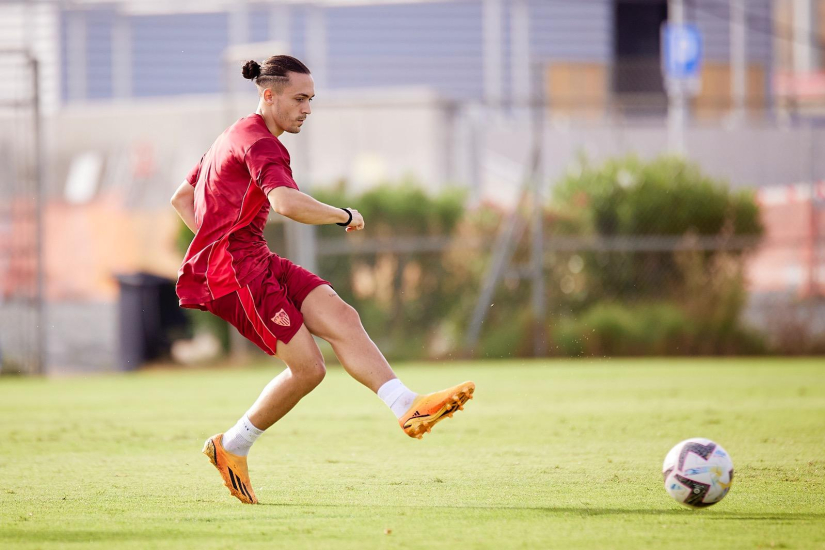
[535,156,765,356]
[315,181,465,239]
[552,301,765,357]
[313,181,467,360]
[552,155,762,238]
[550,155,763,303]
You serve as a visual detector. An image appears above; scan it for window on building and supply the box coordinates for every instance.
[613,0,668,114]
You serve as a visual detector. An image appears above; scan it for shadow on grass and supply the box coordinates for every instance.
[256,503,825,521]
[2,508,820,544]
[0,531,193,543]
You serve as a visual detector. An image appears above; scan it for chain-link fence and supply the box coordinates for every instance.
[0,50,45,374]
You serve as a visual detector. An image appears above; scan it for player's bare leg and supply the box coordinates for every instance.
[300,285,393,392]
[300,285,474,438]
[248,325,327,429]
[203,325,326,504]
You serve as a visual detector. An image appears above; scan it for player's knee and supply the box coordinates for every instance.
[308,359,326,387]
[337,302,362,331]
[293,355,326,389]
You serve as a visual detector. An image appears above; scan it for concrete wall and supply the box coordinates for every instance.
[50,89,823,207]
[478,117,824,206]
[48,88,461,200]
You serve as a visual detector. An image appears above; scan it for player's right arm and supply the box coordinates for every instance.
[268,187,365,231]
[171,180,198,233]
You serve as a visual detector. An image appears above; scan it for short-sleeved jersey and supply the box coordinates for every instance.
[176,113,299,309]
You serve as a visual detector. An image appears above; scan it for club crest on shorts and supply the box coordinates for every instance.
[271,309,291,327]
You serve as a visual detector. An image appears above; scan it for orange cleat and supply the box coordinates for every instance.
[202,434,258,504]
[399,381,475,439]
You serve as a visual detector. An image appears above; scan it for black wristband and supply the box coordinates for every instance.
[336,208,353,227]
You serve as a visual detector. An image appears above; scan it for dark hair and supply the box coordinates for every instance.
[242,55,310,91]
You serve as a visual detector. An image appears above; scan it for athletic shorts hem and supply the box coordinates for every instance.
[293,279,331,311]
[199,255,330,356]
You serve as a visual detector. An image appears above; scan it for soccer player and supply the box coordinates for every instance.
[170,55,474,504]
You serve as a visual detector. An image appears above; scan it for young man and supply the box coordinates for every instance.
[170,55,474,505]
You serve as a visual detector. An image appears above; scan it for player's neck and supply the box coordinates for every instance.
[256,102,285,138]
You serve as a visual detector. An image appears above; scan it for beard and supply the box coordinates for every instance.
[288,119,305,134]
[276,108,305,134]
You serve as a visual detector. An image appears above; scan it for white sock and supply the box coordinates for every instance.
[221,414,264,457]
[377,378,418,419]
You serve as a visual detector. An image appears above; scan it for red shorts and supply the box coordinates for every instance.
[203,255,330,355]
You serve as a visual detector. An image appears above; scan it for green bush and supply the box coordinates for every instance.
[474,307,534,359]
[471,155,768,357]
[553,156,762,237]
[552,301,765,357]
[313,181,468,360]
[551,156,763,301]
[314,181,465,239]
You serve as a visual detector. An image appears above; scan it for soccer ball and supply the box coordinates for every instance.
[662,438,734,508]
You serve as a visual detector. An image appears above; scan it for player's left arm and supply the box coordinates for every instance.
[171,180,197,233]
[268,187,364,232]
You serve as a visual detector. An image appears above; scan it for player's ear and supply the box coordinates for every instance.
[263,88,274,103]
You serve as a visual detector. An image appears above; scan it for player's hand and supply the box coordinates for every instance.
[346,208,364,232]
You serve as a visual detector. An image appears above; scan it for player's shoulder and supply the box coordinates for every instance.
[229,114,269,141]
[246,137,289,164]
[227,114,289,161]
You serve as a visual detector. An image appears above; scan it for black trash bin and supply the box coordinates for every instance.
[115,272,189,370]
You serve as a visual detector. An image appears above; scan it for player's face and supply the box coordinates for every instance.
[272,72,315,134]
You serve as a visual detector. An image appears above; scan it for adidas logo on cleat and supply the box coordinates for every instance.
[399,381,475,440]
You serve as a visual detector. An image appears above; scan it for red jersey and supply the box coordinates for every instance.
[176,114,299,309]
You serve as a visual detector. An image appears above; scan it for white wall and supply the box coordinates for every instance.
[49,88,460,200]
[49,90,822,211]
[478,118,824,206]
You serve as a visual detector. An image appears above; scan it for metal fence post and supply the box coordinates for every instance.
[32,54,45,375]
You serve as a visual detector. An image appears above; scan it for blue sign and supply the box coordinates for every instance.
[662,23,703,80]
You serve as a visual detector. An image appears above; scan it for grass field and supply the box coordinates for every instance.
[1,358,824,549]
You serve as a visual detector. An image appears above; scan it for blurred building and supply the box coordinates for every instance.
[774,0,825,115]
[1,1,822,187]
[0,0,789,112]
[2,1,821,202]
[3,1,822,188]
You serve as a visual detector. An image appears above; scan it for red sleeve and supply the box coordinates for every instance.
[245,139,299,196]
[186,154,204,187]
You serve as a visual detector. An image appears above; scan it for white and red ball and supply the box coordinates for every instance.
[662,438,734,508]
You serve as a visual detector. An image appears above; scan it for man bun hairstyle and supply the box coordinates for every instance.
[242,55,310,92]
[242,60,261,80]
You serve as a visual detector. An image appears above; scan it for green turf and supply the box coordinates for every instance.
[1,358,824,549]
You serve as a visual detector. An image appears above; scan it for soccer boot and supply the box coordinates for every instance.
[399,381,475,439]
[202,434,258,504]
